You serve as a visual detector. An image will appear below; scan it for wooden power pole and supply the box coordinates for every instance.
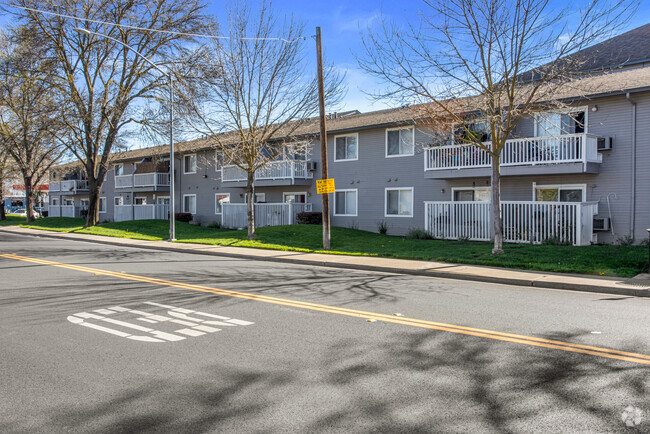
[316,26,330,250]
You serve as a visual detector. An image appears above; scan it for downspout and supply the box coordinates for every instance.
[625,93,637,241]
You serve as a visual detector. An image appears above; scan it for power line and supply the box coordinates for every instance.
[5,3,311,44]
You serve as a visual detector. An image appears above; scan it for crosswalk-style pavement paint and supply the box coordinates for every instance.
[67,301,254,343]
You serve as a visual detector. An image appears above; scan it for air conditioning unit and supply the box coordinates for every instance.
[307,161,317,171]
[597,136,612,151]
[593,217,610,231]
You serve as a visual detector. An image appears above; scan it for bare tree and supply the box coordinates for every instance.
[0,26,66,223]
[0,147,20,220]
[360,0,633,254]
[8,0,209,227]
[183,0,344,239]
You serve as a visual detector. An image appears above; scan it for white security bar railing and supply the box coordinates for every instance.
[133,173,170,188]
[115,175,133,189]
[221,202,313,229]
[54,180,89,192]
[425,133,601,171]
[424,201,598,246]
[222,161,314,182]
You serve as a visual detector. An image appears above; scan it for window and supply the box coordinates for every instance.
[385,188,413,217]
[334,189,357,216]
[534,108,586,137]
[135,197,147,205]
[156,197,170,205]
[334,134,358,161]
[183,194,197,214]
[80,199,89,209]
[283,192,306,204]
[386,127,415,157]
[245,193,266,203]
[99,197,107,213]
[215,152,225,172]
[184,154,197,174]
[452,188,491,202]
[114,164,124,176]
[51,198,59,206]
[215,193,230,214]
[114,197,123,206]
[63,198,74,206]
[534,184,585,203]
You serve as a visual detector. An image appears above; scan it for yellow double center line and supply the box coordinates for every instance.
[2,252,650,365]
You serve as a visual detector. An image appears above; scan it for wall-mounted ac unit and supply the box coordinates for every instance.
[597,137,612,151]
[307,161,317,171]
[593,217,610,231]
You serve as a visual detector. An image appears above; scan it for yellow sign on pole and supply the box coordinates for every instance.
[316,178,335,194]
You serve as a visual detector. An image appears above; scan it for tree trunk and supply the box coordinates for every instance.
[246,171,256,239]
[0,169,5,221]
[24,175,35,223]
[84,177,101,227]
[491,153,504,255]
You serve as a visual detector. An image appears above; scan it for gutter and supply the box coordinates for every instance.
[625,92,637,241]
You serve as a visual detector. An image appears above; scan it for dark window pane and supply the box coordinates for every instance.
[387,131,400,155]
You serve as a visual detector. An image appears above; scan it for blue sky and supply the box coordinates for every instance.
[1,0,648,116]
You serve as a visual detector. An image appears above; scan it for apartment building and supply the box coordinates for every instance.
[48,25,650,245]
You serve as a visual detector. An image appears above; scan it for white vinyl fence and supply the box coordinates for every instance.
[425,201,597,246]
[222,203,312,229]
[115,204,170,221]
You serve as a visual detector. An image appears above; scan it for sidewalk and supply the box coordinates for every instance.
[2,226,649,297]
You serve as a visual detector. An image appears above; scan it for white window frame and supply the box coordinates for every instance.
[215,151,224,172]
[533,106,588,137]
[114,197,123,206]
[283,191,307,204]
[63,198,74,206]
[51,197,59,206]
[134,196,147,205]
[99,197,107,213]
[114,163,124,177]
[384,187,414,218]
[385,126,415,158]
[156,196,170,205]
[183,154,197,174]
[215,193,230,215]
[333,189,358,217]
[451,187,491,202]
[532,183,586,202]
[334,133,359,162]
[183,194,197,214]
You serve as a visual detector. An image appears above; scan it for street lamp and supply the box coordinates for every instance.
[73,28,176,241]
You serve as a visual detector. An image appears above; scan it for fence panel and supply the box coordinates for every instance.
[133,205,154,220]
[114,205,132,222]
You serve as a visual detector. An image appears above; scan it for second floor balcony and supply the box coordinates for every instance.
[115,172,170,190]
[424,133,603,178]
[49,180,89,194]
[222,160,315,186]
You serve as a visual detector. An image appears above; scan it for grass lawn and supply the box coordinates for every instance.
[8,217,648,277]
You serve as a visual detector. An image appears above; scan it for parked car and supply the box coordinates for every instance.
[10,208,41,218]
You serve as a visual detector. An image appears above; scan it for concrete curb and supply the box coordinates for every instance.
[2,226,648,298]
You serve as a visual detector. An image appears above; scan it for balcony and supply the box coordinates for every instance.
[424,133,602,178]
[222,160,314,186]
[115,173,170,190]
[424,200,598,246]
[49,180,89,194]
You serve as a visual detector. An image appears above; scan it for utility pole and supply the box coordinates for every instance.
[316,26,330,250]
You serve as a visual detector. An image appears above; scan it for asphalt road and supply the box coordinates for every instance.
[0,231,648,433]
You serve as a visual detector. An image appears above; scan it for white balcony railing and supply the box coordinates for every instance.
[50,180,88,193]
[114,204,170,222]
[115,175,133,189]
[222,161,314,182]
[222,202,312,229]
[425,133,601,171]
[424,201,598,246]
[115,173,169,189]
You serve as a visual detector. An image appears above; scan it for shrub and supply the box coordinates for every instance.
[541,237,571,246]
[296,212,322,225]
[175,212,193,223]
[616,235,634,246]
[377,220,388,235]
[406,228,433,240]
